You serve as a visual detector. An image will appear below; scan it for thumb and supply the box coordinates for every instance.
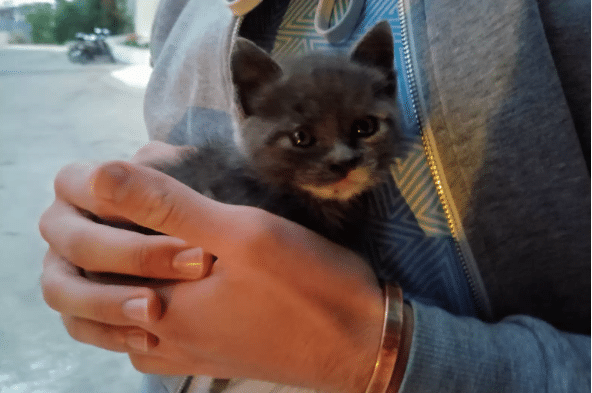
[90,160,252,258]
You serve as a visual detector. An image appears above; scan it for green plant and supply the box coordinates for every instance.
[25,3,56,44]
[53,0,134,44]
[122,33,149,49]
[21,0,135,45]
[53,0,86,44]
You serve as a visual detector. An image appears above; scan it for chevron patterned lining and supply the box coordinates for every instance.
[263,0,477,317]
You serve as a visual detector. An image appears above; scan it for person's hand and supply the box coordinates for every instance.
[129,140,197,167]
[38,155,386,393]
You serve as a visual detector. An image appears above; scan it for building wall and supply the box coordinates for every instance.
[0,5,32,43]
[134,0,158,40]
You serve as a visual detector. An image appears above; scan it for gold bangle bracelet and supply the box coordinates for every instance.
[364,283,404,393]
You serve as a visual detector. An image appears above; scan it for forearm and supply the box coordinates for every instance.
[399,301,590,392]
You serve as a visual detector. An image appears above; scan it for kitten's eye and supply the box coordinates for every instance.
[352,116,379,138]
[290,129,316,147]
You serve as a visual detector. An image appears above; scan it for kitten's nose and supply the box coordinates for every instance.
[328,143,362,177]
[329,155,362,177]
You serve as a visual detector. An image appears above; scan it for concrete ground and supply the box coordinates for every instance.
[0,46,150,392]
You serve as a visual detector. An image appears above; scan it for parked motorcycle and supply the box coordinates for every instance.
[67,28,115,64]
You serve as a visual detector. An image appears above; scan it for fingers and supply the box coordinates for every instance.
[127,351,227,377]
[41,161,215,279]
[53,162,124,220]
[62,315,158,353]
[41,248,162,326]
[39,199,210,279]
[130,141,197,166]
[61,306,227,377]
[89,160,258,257]
[128,354,190,375]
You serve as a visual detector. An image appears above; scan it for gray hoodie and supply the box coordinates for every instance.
[141,0,590,392]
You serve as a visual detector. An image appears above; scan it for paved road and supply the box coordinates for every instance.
[0,47,149,393]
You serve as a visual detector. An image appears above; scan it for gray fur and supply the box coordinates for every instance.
[154,21,404,246]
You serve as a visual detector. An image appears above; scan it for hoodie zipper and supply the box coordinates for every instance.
[231,0,491,318]
[397,0,492,319]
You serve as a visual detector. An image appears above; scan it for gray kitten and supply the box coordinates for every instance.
[92,22,402,393]
[152,21,404,249]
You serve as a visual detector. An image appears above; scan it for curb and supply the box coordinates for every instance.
[0,39,152,89]
[106,36,150,65]
[110,64,152,89]
[105,36,152,89]
[0,44,67,52]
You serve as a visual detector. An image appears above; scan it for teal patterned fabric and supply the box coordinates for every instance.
[242,0,477,317]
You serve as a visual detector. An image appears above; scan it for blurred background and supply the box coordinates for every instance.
[0,0,159,391]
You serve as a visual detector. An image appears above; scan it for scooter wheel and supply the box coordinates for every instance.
[67,48,91,64]
[78,52,92,64]
[67,49,82,63]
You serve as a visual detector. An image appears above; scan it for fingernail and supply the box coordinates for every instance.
[92,163,130,201]
[125,331,149,352]
[123,298,150,323]
[172,248,204,276]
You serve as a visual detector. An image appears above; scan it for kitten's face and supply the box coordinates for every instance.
[232,21,402,201]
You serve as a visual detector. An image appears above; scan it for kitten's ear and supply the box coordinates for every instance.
[350,21,396,96]
[231,37,283,116]
[350,21,394,71]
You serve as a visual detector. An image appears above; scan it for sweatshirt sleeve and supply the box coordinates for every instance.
[399,300,590,392]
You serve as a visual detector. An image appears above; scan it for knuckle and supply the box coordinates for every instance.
[38,209,52,242]
[62,316,85,342]
[132,242,161,277]
[239,208,276,251]
[89,298,113,325]
[40,272,61,312]
[128,353,151,373]
[140,188,183,231]
[63,226,88,267]
[39,254,71,313]
[94,161,186,233]
[99,160,132,175]
[132,142,166,165]
[38,201,70,244]
[91,200,116,219]
[134,143,155,157]
[93,161,133,203]
[54,162,90,197]
[53,164,74,195]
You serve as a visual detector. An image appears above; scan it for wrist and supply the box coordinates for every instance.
[319,277,384,393]
[387,303,413,392]
[363,283,413,393]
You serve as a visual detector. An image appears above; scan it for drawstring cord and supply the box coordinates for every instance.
[314,0,365,43]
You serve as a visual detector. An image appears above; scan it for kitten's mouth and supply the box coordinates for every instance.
[299,168,373,201]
